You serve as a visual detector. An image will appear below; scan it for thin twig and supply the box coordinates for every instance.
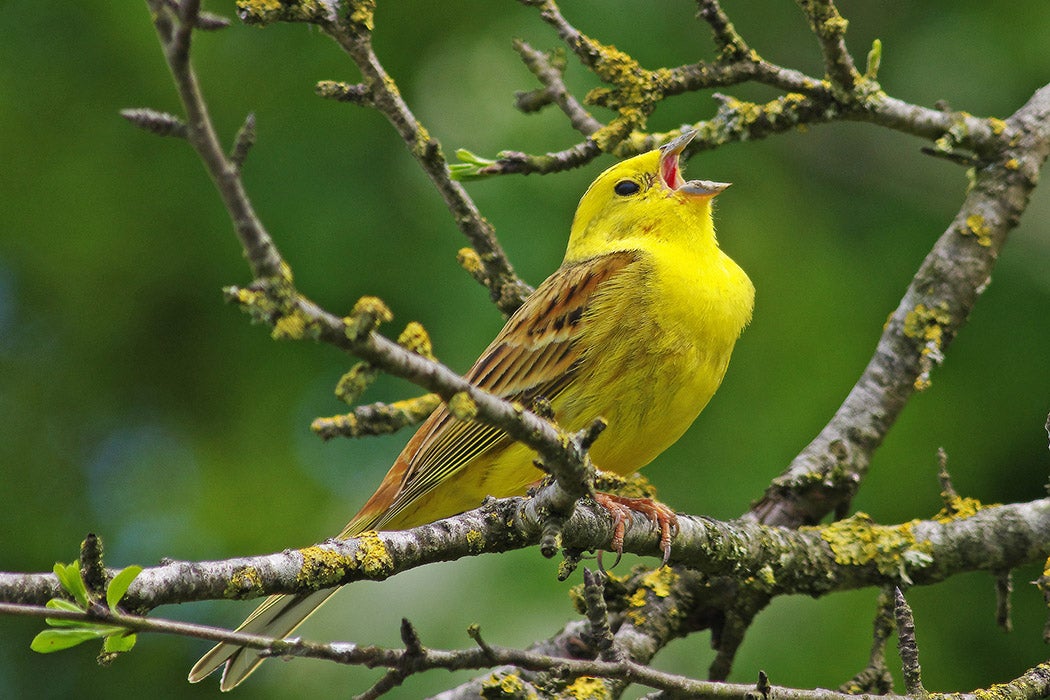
[318,13,532,314]
[513,39,601,135]
[893,588,927,697]
[795,0,858,90]
[146,0,285,280]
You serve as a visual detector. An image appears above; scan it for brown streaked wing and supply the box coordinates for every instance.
[375,251,640,525]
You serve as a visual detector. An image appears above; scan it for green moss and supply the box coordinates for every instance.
[819,512,933,582]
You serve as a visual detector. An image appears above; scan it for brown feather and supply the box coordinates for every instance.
[345,250,640,533]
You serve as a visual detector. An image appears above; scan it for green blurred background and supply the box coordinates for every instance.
[1,1,1048,697]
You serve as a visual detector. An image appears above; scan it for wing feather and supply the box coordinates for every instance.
[362,250,640,529]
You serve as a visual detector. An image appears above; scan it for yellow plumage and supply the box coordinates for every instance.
[189,130,754,689]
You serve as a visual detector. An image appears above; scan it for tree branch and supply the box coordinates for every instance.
[750,82,1050,527]
[4,496,1048,611]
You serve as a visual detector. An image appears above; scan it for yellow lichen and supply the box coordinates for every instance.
[590,117,639,153]
[345,296,393,341]
[236,0,328,24]
[638,566,676,597]
[457,247,484,277]
[934,495,997,523]
[964,213,993,247]
[1005,158,1020,170]
[272,311,308,340]
[481,671,536,698]
[627,588,648,609]
[335,362,378,405]
[225,567,264,599]
[593,471,657,499]
[756,564,776,587]
[902,301,951,390]
[448,391,479,421]
[355,530,394,577]
[412,125,436,159]
[391,393,441,419]
[236,0,283,23]
[466,529,485,553]
[229,286,261,307]
[625,567,678,625]
[562,677,610,700]
[822,16,849,35]
[297,546,349,588]
[903,302,951,343]
[347,0,376,30]
[1039,557,1050,601]
[311,392,440,439]
[819,512,933,582]
[397,321,434,359]
[988,117,1007,136]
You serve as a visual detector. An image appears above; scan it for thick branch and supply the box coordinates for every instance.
[3,497,1048,610]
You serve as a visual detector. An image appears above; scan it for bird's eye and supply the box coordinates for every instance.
[614,180,640,196]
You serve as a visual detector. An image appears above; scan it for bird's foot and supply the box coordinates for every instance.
[593,492,679,567]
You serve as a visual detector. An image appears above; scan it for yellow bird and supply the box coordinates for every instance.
[189,130,754,689]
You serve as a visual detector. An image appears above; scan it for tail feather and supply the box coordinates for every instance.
[188,588,340,691]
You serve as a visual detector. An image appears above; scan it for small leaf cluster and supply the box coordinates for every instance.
[31,562,143,662]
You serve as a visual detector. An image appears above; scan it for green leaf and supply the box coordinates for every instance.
[53,562,89,609]
[103,631,137,653]
[106,566,143,611]
[865,38,882,79]
[43,599,87,628]
[45,598,83,613]
[449,149,497,181]
[31,628,106,653]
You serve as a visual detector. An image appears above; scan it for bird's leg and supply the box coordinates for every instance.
[592,492,679,565]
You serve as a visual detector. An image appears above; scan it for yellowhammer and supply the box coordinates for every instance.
[190,130,754,689]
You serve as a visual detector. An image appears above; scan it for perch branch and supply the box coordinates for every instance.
[3,496,1049,611]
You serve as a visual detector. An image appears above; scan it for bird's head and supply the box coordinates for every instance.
[564,131,729,263]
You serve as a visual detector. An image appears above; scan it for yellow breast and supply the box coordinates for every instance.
[558,240,754,474]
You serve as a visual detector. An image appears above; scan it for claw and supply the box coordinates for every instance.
[593,493,679,566]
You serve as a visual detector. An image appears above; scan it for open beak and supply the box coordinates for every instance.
[659,130,731,197]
